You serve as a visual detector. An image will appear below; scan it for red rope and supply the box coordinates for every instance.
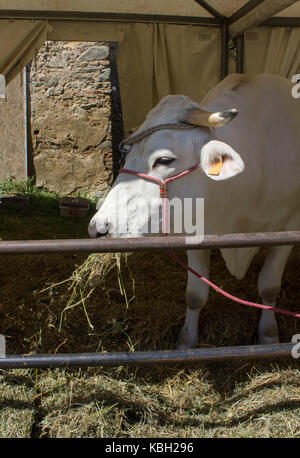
[119,166,300,319]
[168,252,300,319]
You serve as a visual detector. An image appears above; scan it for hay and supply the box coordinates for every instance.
[1,238,299,438]
[42,251,137,335]
[1,244,299,357]
[2,180,299,438]
[40,253,116,331]
[69,253,118,289]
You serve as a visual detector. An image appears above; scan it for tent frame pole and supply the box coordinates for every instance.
[229,0,266,25]
[236,34,245,74]
[221,20,229,79]
[193,0,225,21]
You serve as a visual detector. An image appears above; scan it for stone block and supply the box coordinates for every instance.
[78,46,109,61]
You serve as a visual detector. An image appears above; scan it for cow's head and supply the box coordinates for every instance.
[88,95,244,238]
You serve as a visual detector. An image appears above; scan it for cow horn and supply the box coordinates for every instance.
[184,108,238,127]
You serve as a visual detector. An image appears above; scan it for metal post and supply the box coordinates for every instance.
[221,21,229,80]
[236,34,245,73]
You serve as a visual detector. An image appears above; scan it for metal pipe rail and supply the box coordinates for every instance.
[0,231,298,368]
[0,343,294,369]
[0,231,300,255]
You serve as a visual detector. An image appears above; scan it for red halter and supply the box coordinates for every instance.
[119,163,199,235]
[118,165,300,320]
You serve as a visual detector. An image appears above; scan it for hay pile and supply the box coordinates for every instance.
[1,182,299,438]
[1,242,299,439]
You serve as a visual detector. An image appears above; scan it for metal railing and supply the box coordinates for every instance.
[0,230,299,368]
[1,231,300,255]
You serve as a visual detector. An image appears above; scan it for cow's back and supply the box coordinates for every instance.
[198,74,300,279]
[201,74,300,232]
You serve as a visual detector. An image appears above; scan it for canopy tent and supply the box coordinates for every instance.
[0,1,299,33]
[0,0,299,178]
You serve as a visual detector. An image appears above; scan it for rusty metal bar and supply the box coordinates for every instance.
[0,231,299,255]
[0,343,294,369]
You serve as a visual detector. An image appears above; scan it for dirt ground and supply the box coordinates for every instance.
[0,193,299,438]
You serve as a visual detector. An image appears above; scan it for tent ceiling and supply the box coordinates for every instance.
[0,1,248,18]
[0,1,299,19]
[1,1,299,38]
[275,2,300,16]
[0,0,299,84]
[0,0,299,158]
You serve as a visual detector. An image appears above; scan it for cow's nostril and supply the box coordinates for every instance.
[96,230,108,238]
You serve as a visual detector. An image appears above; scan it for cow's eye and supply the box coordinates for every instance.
[153,157,175,167]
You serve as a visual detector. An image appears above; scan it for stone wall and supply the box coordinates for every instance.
[29,41,122,196]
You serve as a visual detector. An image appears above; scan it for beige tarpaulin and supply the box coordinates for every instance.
[244,26,300,78]
[0,20,52,82]
[117,23,221,135]
[229,0,297,37]
[0,0,212,17]
[0,16,298,132]
[48,20,119,42]
[0,1,297,21]
[0,1,298,183]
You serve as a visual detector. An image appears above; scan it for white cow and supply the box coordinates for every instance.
[89,74,300,349]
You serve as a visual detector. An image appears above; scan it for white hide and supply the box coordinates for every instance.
[90,74,300,260]
[89,74,300,348]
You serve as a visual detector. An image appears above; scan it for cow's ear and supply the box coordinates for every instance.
[200,140,244,181]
